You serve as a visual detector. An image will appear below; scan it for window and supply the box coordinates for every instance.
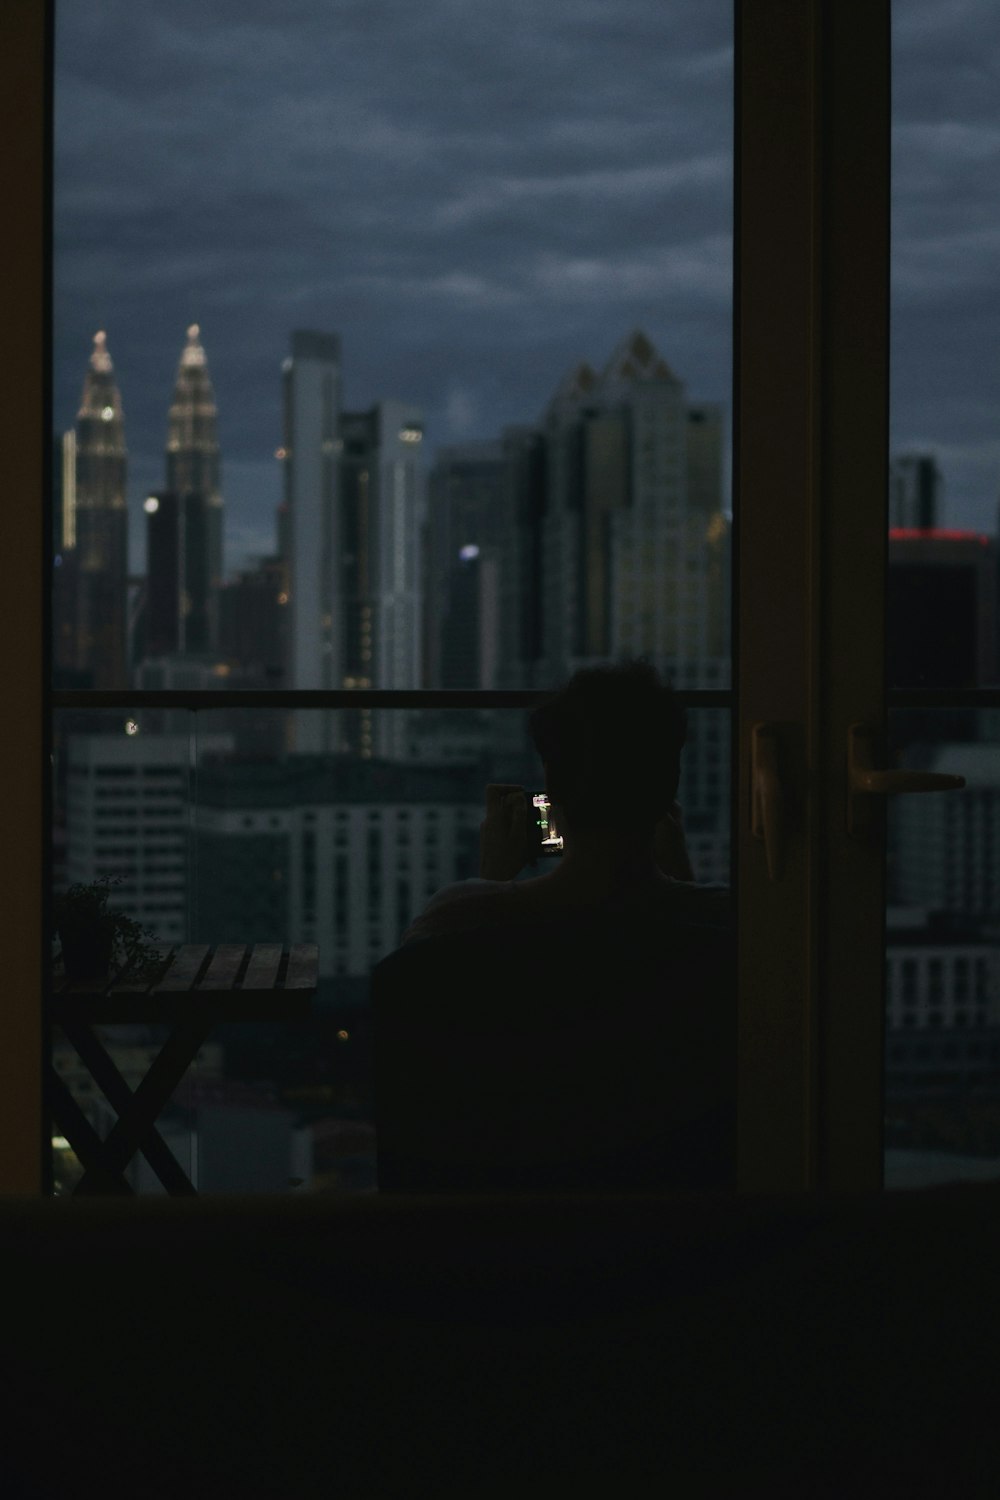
[30,0,983,1200]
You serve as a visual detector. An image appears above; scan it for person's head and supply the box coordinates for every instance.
[528,658,687,836]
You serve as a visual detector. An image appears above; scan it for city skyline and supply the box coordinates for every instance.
[53,1,1000,575]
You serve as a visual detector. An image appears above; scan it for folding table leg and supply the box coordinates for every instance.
[60,1021,199,1197]
[46,1064,134,1196]
[73,1017,213,1196]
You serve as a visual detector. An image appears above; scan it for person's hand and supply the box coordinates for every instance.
[654,800,695,882]
[480,783,532,880]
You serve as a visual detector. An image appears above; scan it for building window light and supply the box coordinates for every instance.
[399,426,423,444]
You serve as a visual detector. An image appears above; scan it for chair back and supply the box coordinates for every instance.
[372,906,736,1193]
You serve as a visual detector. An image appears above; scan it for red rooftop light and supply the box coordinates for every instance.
[889,528,991,546]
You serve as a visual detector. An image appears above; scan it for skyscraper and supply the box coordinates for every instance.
[55,331,128,688]
[425,441,507,689]
[339,401,424,751]
[165,324,223,646]
[498,330,731,878]
[535,329,728,689]
[889,454,942,531]
[278,332,424,756]
[141,487,212,657]
[279,330,343,711]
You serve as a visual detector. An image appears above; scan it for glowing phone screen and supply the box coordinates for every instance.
[532,793,563,853]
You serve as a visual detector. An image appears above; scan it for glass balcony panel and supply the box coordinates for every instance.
[52,704,730,1196]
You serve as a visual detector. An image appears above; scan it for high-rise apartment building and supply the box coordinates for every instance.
[164,325,223,646]
[892,744,1000,918]
[192,754,483,981]
[63,729,233,952]
[53,332,128,688]
[886,908,1000,1032]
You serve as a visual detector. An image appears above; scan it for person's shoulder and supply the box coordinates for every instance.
[660,879,732,926]
[401,878,516,944]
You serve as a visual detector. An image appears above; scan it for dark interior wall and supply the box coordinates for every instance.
[3,1187,1000,1495]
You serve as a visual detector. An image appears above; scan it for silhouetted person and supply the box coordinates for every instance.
[403,657,728,944]
[373,659,736,1194]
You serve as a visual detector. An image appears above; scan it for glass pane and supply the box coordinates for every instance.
[888,2,999,693]
[51,705,730,1196]
[885,716,1000,1189]
[50,4,736,1198]
[51,707,199,1194]
[52,3,733,695]
[886,4,1000,1189]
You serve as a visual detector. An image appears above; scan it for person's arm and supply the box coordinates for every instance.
[479,783,534,881]
[653,800,696,882]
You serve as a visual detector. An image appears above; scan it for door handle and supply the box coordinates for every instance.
[751,723,785,880]
[847,723,965,835]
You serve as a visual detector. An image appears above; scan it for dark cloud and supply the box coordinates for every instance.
[54,1,998,573]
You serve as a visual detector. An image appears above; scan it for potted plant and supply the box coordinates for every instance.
[53,875,165,981]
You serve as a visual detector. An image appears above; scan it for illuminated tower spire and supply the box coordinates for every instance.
[165,324,223,645]
[60,330,128,686]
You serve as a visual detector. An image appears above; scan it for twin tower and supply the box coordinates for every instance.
[53,326,223,689]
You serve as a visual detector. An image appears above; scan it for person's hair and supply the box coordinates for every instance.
[528,658,687,831]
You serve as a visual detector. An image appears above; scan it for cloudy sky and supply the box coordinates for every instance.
[54,0,999,575]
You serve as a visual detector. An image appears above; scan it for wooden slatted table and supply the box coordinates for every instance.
[48,944,318,1197]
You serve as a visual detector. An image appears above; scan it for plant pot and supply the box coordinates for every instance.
[58,918,114,981]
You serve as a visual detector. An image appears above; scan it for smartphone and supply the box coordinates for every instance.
[531,792,563,855]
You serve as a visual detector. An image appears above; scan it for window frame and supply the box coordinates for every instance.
[13,0,959,1196]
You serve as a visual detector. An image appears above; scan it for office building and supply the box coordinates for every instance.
[165,325,223,643]
[888,528,997,691]
[53,332,128,688]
